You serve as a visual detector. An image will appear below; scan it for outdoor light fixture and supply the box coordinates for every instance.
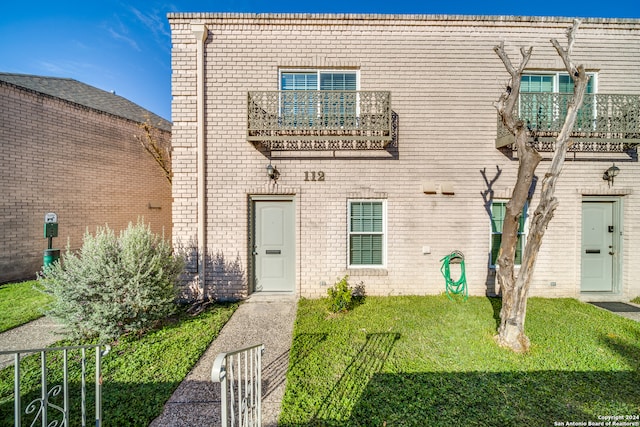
[603,163,620,186]
[266,163,279,181]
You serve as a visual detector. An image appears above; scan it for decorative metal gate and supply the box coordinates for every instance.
[212,344,264,427]
[0,344,110,427]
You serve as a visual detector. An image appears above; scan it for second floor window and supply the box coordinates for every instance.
[280,70,359,127]
[520,73,595,131]
[281,71,358,91]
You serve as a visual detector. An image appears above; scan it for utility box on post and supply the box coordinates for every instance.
[43,212,60,268]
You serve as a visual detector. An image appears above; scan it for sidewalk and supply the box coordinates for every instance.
[0,293,297,427]
[0,316,63,369]
[150,293,298,427]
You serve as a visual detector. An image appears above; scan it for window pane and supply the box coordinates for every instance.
[281,72,317,90]
[320,73,357,90]
[491,201,526,266]
[351,202,382,232]
[350,235,383,265]
[521,75,553,93]
[491,234,502,265]
[559,74,594,94]
[491,202,505,232]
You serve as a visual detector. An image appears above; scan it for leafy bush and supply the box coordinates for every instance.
[39,220,184,341]
[326,276,365,313]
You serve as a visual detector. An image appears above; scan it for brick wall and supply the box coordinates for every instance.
[0,83,172,282]
[170,14,640,300]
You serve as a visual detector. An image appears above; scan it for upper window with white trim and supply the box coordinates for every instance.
[280,70,358,91]
[521,72,595,94]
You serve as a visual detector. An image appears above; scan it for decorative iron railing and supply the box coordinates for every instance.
[212,344,264,427]
[247,91,392,150]
[496,93,640,151]
[0,344,110,427]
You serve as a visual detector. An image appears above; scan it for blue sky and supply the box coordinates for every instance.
[1,1,638,121]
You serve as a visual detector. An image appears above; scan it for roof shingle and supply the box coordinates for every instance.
[0,72,171,132]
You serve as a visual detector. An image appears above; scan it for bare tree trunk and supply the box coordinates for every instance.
[494,20,589,352]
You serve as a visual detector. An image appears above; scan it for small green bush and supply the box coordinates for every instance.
[326,276,365,313]
[39,220,184,341]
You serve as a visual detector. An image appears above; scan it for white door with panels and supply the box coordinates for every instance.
[253,200,295,292]
[581,200,619,292]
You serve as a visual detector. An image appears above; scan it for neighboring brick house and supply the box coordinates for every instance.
[168,13,640,301]
[0,73,172,283]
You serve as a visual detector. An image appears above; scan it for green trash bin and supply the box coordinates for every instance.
[43,249,60,268]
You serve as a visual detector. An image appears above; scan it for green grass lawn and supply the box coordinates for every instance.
[0,280,54,333]
[279,296,640,426]
[0,302,238,426]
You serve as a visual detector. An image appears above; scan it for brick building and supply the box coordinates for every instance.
[168,13,640,301]
[0,73,172,283]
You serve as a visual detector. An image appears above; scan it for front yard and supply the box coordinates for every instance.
[0,281,53,333]
[279,296,640,426]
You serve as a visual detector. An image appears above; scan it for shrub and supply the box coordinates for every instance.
[39,220,184,341]
[326,276,365,313]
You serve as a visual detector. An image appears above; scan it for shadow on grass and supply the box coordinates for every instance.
[0,378,183,427]
[280,327,640,427]
[347,369,640,427]
[488,296,502,330]
[281,369,639,426]
[311,332,401,425]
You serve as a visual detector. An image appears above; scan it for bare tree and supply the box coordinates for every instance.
[136,119,172,184]
[493,20,590,352]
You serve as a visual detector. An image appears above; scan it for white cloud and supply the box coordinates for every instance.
[107,26,141,51]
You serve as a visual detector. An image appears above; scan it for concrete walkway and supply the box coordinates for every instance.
[150,293,297,427]
[0,316,63,369]
[0,293,297,427]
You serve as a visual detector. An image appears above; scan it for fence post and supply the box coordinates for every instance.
[212,344,265,427]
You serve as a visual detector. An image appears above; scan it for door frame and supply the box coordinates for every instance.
[249,195,296,294]
[580,196,623,295]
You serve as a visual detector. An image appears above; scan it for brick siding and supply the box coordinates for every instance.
[0,82,172,282]
[169,14,640,300]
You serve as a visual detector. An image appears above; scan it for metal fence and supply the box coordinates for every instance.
[496,92,640,150]
[0,344,110,427]
[247,90,393,146]
[212,344,264,427]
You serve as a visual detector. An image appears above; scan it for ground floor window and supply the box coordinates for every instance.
[490,201,526,267]
[348,200,385,267]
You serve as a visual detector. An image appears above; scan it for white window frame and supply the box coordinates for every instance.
[279,69,360,91]
[489,200,528,269]
[520,71,597,93]
[347,199,387,269]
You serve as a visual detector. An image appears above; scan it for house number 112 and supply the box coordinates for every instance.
[304,171,325,182]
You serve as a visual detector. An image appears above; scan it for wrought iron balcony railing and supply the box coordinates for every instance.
[247,91,392,150]
[496,93,640,152]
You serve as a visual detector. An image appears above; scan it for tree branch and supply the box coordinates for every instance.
[494,43,533,132]
[551,19,582,77]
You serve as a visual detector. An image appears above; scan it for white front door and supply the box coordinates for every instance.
[581,201,617,292]
[253,200,295,292]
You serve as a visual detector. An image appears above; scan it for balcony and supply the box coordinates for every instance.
[496,93,640,152]
[247,91,392,150]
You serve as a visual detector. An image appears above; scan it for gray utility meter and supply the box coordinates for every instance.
[43,212,60,268]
